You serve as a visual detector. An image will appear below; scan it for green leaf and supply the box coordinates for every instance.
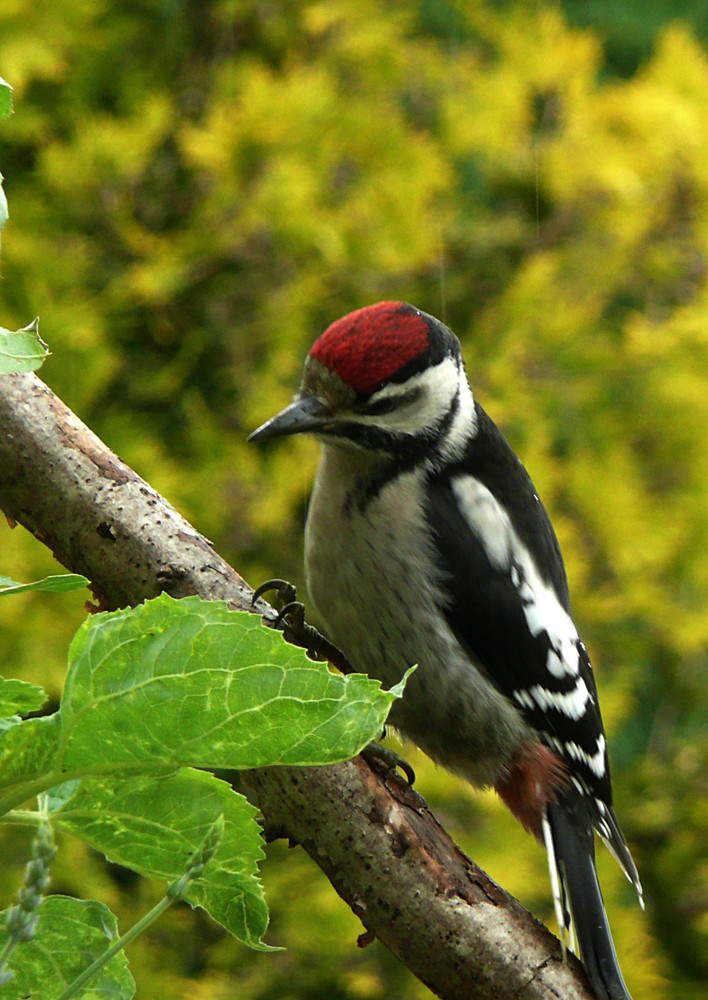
[57,594,403,774]
[51,768,270,947]
[0,319,50,375]
[0,79,12,120]
[0,715,61,797]
[0,573,90,597]
[0,895,135,1000]
[0,678,47,718]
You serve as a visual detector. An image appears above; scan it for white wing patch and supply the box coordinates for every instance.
[450,477,581,677]
[514,559,580,678]
[449,475,607,780]
[450,476,513,569]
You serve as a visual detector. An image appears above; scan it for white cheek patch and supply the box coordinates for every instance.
[355,357,462,436]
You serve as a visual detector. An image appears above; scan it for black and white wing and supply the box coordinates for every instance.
[425,403,639,887]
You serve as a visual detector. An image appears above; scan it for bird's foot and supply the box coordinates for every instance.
[251,578,354,673]
[361,740,416,786]
[252,581,414,783]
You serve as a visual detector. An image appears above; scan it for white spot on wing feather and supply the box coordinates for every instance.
[513,689,535,711]
[564,734,607,777]
[545,649,569,677]
[514,677,592,720]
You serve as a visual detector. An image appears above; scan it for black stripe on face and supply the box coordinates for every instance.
[358,385,424,417]
[341,385,462,513]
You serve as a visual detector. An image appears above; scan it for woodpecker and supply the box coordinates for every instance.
[250,301,642,1000]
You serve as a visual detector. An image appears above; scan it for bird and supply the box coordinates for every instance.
[249,300,643,1000]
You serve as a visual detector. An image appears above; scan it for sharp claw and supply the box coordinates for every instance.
[398,759,417,786]
[274,601,304,629]
[362,742,416,786]
[251,578,296,606]
[251,578,355,674]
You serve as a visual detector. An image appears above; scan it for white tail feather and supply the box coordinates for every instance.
[597,830,645,910]
[542,808,577,958]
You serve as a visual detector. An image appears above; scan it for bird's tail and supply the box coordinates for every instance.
[544,796,634,1000]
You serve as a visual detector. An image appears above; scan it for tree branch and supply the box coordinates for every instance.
[0,371,594,1000]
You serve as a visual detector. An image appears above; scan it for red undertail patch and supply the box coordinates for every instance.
[495,743,568,841]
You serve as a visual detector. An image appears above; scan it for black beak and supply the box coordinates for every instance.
[248,394,332,443]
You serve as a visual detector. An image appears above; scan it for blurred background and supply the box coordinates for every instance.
[1,1,707,997]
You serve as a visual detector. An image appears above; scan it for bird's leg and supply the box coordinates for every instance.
[251,578,354,674]
[251,580,415,786]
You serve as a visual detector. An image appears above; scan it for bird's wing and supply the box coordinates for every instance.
[424,466,612,808]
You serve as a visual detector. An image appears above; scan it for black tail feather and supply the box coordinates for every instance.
[547,796,633,1000]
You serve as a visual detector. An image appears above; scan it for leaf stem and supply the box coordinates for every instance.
[0,774,62,818]
[56,893,174,1000]
[57,814,224,1000]
[0,809,47,827]
[0,761,176,819]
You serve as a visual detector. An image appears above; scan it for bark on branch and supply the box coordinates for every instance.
[0,371,594,1000]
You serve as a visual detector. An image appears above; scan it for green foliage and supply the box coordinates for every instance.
[0,574,88,597]
[561,0,708,76]
[0,79,11,121]
[56,595,403,775]
[0,320,48,374]
[0,595,404,993]
[0,812,56,991]
[50,771,266,948]
[0,1,706,997]
[0,896,135,1000]
[0,595,402,815]
[0,679,46,718]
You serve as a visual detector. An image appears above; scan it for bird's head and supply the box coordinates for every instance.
[249,301,474,457]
